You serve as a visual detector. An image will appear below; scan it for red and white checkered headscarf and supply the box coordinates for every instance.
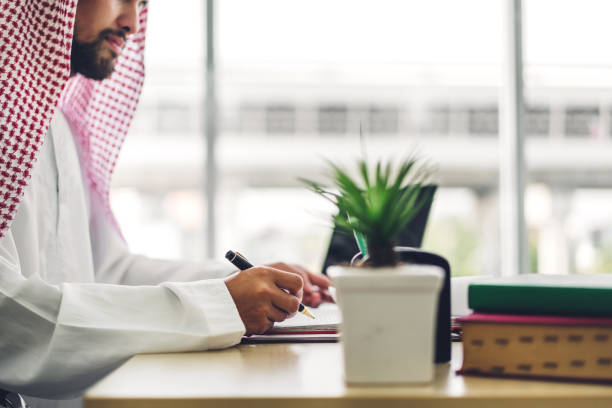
[0,0,148,237]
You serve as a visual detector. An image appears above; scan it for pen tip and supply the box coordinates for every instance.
[303,308,315,319]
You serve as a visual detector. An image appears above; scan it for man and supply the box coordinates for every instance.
[0,1,331,407]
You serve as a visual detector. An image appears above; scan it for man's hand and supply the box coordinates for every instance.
[266,263,333,307]
[224,267,303,335]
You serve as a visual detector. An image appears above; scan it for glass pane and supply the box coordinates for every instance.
[111,1,208,261]
[218,0,503,276]
[524,0,612,274]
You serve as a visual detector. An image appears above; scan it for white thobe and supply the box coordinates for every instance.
[0,111,246,408]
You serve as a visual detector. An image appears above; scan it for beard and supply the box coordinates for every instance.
[71,29,126,81]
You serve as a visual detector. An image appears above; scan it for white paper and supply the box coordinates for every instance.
[271,302,341,332]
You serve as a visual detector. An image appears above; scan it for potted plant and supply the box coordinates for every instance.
[302,156,444,384]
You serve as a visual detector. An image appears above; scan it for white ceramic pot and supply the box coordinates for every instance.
[327,263,443,384]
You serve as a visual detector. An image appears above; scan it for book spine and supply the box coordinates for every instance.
[468,285,612,317]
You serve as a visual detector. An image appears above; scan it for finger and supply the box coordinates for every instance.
[301,274,314,295]
[270,263,315,294]
[267,304,289,322]
[270,269,304,295]
[295,287,304,302]
[319,288,335,303]
[303,291,322,307]
[294,272,314,296]
[246,316,274,335]
[270,289,300,314]
[307,272,331,289]
[258,319,275,334]
[283,264,315,294]
[292,265,331,289]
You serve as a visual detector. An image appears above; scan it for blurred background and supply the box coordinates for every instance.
[112,0,612,277]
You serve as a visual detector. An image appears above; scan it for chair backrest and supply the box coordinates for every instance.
[1,391,28,408]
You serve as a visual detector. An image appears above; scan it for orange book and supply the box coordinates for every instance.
[457,313,612,382]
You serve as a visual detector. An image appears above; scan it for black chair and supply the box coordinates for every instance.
[0,390,28,408]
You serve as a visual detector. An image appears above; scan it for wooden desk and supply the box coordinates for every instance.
[85,343,612,408]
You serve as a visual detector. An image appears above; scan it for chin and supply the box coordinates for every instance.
[71,43,119,81]
[84,64,116,81]
[95,57,117,79]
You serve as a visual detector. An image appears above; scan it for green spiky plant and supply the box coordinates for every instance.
[301,156,434,267]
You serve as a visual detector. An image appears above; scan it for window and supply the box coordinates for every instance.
[468,106,498,136]
[239,104,265,134]
[525,106,549,137]
[564,106,599,138]
[524,0,612,274]
[114,0,612,278]
[318,106,348,135]
[111,0,207,261]
[157,103,194,135]
[266,105,296,135]
[420,106,450,135]
[217,0,503,275]
[369,106,399,135]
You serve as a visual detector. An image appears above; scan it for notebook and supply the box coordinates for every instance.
[268,302,340,333]
[241,303,341,344]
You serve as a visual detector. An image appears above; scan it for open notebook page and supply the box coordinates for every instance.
[268,302,341,333]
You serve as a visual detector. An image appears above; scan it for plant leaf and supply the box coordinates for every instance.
[300,152,436,266]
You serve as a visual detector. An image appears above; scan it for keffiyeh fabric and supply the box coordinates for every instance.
[0,0,148,237]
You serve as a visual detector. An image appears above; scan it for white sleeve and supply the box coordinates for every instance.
[91,196,236,285]
[0,229,245,400]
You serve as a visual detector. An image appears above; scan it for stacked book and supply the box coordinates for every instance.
[457,274,612,382]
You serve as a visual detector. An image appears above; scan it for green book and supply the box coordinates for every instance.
[468,274,612,317]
